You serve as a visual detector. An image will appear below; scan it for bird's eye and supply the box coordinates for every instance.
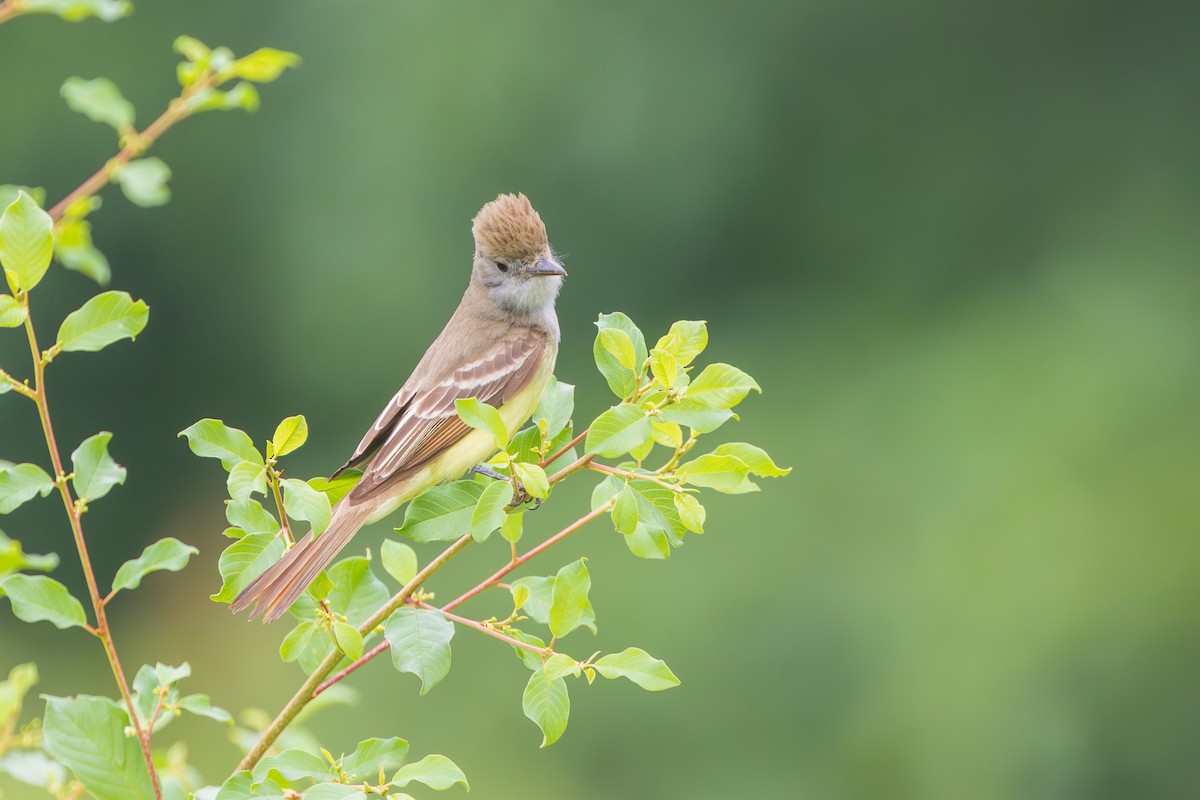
[496,261,509,273]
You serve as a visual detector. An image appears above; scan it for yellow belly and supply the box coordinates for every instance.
[365,341,558,524]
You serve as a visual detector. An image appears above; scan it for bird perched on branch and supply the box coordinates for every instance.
[232,193,566,622]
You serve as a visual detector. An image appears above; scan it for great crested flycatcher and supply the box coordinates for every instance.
[232,193,566,622]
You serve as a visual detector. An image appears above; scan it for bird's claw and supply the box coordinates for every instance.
[508,482,542,510]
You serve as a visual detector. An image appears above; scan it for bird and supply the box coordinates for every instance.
[231,193,566,622]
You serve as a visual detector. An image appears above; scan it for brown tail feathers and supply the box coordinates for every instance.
[230,502,373,623]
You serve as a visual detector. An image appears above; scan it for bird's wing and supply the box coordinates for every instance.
[346,326,548,499]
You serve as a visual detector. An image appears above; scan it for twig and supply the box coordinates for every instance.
[19,294,162,799]
[587,461,680,491]
[419,601,551,656]
[541,427,588,468]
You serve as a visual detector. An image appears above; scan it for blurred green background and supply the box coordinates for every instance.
[3,1,1200,798]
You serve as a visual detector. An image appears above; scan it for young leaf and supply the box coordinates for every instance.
[471,480,513,542]
[682,363,761,409]
[534,379,574,439]
[42,695,155,800]
[585,403,652,458]
[278,621,317,664]
[321,556,389,627]
[225,498,278,534]
[0,530,59,578]
[113,158,171,207]
[654,320,708,367]
[542,652,582,682]
[343,737,410,778]
[227,461,268,504]
[511,461,550,499]
[380,539,418,586]
[308,469,362,505]
[594,647,681,691]
[56,218,111,285]
[56,291,149,353]
[177,694,233,725]
[676,454,754,493]
[0,294,27,327]
[391,754,469,791]
[211,532,285,603]
[674,493,706,533]
[593,312,648,399]
[0,574,87,629]
[281,478,332,534]
[20,0,131,23]
[179,419,263,470]
[0,662,39,723]
[60,77,135,131]
[111,537,198,594]
[0,191,53,293]
[712,442,792,477]
[454,397,508,448]
[648,347,678,389]
[611,484,640,534]
[522,665,570,747]
[71,432,126,501]
[598,327,637,369]
[394,480,484,543]
[271,415,308,457]
[226,48,301,83]
[658,401,735,434]
[332,621,364,661]
[549,559,593,638]
[0,463,55,514]
[254,749,330,785]
[384,607,455,694]
[499,510,524,543]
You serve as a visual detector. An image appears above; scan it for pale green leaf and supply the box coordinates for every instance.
[0,530,59,578]
[654,320,708,367]
[471,480,513,542]
[0,463,55,514]
[60,77,134,130]
[271,415,308,457]
[511,461,550,499]
[0,662,39,723]
[211,532,285,603]
[683,363,761,409]
[343,736,409,777]
[55,218,111,285]
[333,621,364,660]
[384,607,455,694]
[71,431,126,501]
[113,159,171,207]
[499,510,524,543]
[0,294,26,327]
[522,665,570,747]
[455,397,508,448]
[534,379,574,439]
[611,484,639,535]
[658,401,735,434]
[227,461,268,504]
[598,327,637,369]
[177,694,233,724]
[226,48,301,83]
[391,754,469,791]
[594,647,680,691]
[676,454,755,493]
[21,0,131,22]
[585,403,652,458]
[394,480,483,543]
[308,469,361,505]
[542,652,582,682]
[225,498,278,533]
[712,442,792,477]
[0,748,65,788]
[0,192,53,293]
[111,537,198,593]
[42,695,154,800]
[674,493,706,533]
[648,347,678,388]
[549,559,592,638]
[56,291,149,353]
[380,539,417,585]
[0,574,86,629]
[281,478,332,534]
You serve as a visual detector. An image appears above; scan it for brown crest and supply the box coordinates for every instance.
[471,193,550,263]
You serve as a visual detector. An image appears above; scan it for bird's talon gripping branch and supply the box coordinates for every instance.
[472,463,509,482]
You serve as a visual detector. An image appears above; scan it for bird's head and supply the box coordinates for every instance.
[471,193,566,313]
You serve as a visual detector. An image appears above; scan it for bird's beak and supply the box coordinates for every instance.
[527,257,567,277]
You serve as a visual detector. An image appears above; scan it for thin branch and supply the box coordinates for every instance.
[587,461,680,492]
[420,601,551,656]
[20,294,162,799]
[238,533,475,772]
[546,452,594,486]
[541,427,588,468]
[0,368,36,400]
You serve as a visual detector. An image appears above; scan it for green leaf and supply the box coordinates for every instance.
[60,77,134,130]
[0,185,46,209]
[21,0,131,22]
[593,312,648,399]
[332,621,364,660]
[180,419,262,470]
[278,620,317,664]
[658,401,735,434]
[111,537,198,594]
[301,785,365,800]
[380,539,417,585]
[594,647,680,691]
[42,695,154,800]
[511,461,550,499]
[254,749,329,785]
[651,419,684,448]
[611,484,639,534]
[226,48,301,82]
[471,480,513,542]
[0,294,27,327]
[676,454,754,493]
[0,463,55,514]
[295,556,388,629]
[674,493,706,533]
[343,736,409,778]
[549,559,593,638]
[392,754,469,791]
[0,574,86,629]
[625,525,670,560]
[0,191,53,293]
[271,415,308,457]
[308,469,362,505]
[394,480,483,543]
[542,652,582,682]
[56,291,149,353]
[0,530,58,578]
[113,159,171,207]
[522,665,570,747]
[712,442,792,477]
[211,532,285,603]
[212,770,253,800]
[542,422,579,470]
[499,510,524,543]
[0,662,39,723]
[654,320,708,367]
[683,363,761,409]
[227,461,268,504]
[0,748,65,789]
[225,498,278,534]
[384,607,455,694]
[281,478,332,534]
[173,35,211,62]
[585,403,652,458]
[648,347,678,389]
[598,327,637,369]
[454,397,508,448]
[71,431,126,501]
[534,379,574,439]
[55,218,111,285]
[183,83,262,114]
